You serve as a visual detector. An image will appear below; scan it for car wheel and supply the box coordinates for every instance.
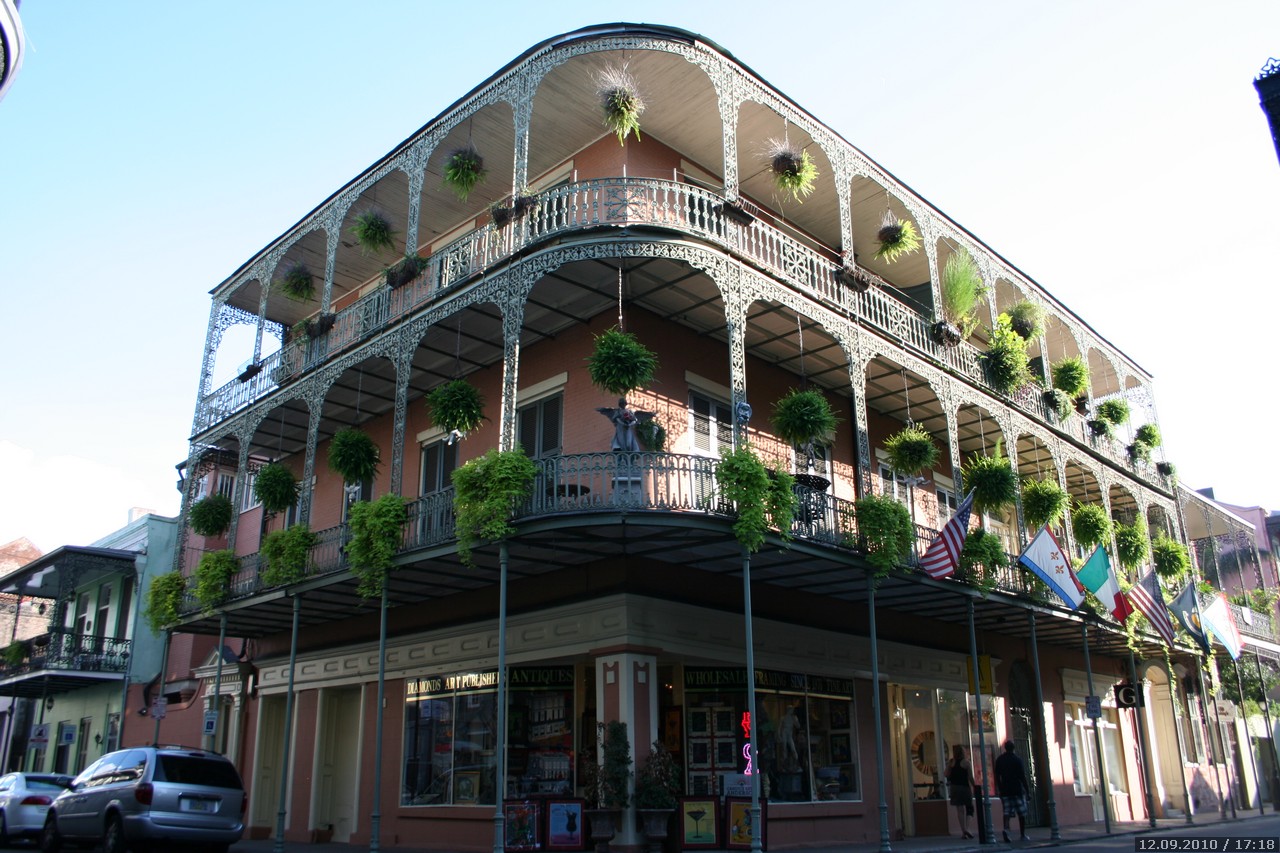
[38,816,60,853]
[102,814,126,853]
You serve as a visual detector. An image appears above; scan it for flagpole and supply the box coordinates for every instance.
[1081,623,1112,834]
[1026,611,1061,841]
[967,598,995,843]
[1127,649,1158,828]
[1230,658,1264,814]
[1197,660,1229,818]
[1167,657,1195,825]
[1253,649,1280,810]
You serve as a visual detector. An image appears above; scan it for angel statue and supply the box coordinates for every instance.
[596,398,657,452]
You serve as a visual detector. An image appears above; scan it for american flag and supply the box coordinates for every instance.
[1125,570,1176,646]
[919,490,975,579]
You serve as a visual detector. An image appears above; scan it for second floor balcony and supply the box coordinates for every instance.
[0,630,131,697]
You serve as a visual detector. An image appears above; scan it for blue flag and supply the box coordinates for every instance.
[1170,583,1210,654]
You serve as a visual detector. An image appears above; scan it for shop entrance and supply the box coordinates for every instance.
[313,687,362,841]
[251,694,287,832]
[890,683,973,837]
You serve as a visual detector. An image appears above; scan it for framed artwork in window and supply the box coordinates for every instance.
[723,797,767,850]
[713,707,735,737]
[505,801,540,851]
[679,796,720,849]
[545,798,584,851]
[688,739,711,769]
[688,708,711,737]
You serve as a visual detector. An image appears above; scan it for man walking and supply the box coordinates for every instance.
[994,740,1030,842]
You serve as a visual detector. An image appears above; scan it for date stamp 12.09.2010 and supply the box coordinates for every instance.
[1135,838,1278,852]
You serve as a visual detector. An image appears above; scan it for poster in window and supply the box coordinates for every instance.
[830,703,850,730]
[455,770,481,804]
[505,801,540,851]
[829,733,851,765]
[663,707,683,752]
[723,797,767,850]
[679,796,721,849]
[545,799,584,851]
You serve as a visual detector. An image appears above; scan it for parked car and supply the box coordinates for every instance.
[0,772,72,844]
[40,746,244,853]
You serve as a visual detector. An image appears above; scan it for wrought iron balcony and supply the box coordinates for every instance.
[0,630,131,695]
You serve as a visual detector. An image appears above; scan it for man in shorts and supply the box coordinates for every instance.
[994,740,1030,842]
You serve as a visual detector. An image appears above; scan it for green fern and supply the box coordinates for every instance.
[443,147,486,201]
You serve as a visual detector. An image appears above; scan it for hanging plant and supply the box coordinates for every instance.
[983,313,1032,395]
[278,262,315,302]
[883,424,939,477]
[189,494,233,537]
[1087,418,1115,441]
[587,327,659,397]
[1006,300,1046,341]
[1051,356,1090,398]
[144,571,189,633]
[852,494,914,577]
[193,549,239,612]
[963,452,1018,515]
[424,379,487,436]
[352,210,397,256]
[1044,388,1074,422]
[452,448,539,567]
[1127,441,1153,465]
[443,146,486,201]
[1071,503,1112,550]
[259,524,317,588]
[1135,424,1161,448]
[715,445,796,553]
[1152,535,1191,583]
[959,529,1007,595]
[771,388,839,449]
[1114,521,1150,570]
[1021,477,1067,531]
[385,253,428,290]
[934,248,985,346]
[1156,461,1177,479]
[346,494,409,597]
[598,64,645,145]
[1095,398,1130,426]
[874,209,921,263]
[636,418,667,451]
[328,427,380,485]
[766,138,819,201]
[254,463,299,515]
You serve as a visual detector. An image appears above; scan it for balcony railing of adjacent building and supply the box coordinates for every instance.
[185,451,1109,624]
[0,630,131,679]
[198,178,1152,479]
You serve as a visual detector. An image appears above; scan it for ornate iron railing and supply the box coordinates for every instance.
[0,630,131,678]
[196,178,1088,458]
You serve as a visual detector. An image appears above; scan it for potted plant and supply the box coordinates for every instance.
[836,262,874,292]
[1071,503,1112,551]
[715,445,796,553]
[1006,299,1046,341]
[254,462,299,516]
[189,493,233,537]
[771,388,839,470]
[443,146,486,201]
[328,427,380,485]
[983,313,1032,395]
[959,528,1007,595]
[852,494,914,577]
[307,312,337,338]
[963,451,1018,515]
[587,327,659,397]
[451,448,539,566]
[385,252,428,289]
[1087,417,1115,441]
[3,640,26,667]
[598,64,645,145]
[278,261,315,302]
[237,362,263,383]
[346,494,409,597]
[718,195,755,225]
[193,549,239,612]
[585,720,633,851]
[1044,388,1075,422]
[352,210,397,256]
[766,138,819,201]
[1020,477,1067,531]
[424,379,487,437]
[1152,535,1191,583]
[259,523,317,588]
[874,209,921,263]
[144,571,189,633]
[634,740,680,852]
[635,418,666,451]
[883,423,939,477]
[1128,423,1161,464]
[933,248,984,347]
[1156,461,1176,478]
[1114,521,1150,571]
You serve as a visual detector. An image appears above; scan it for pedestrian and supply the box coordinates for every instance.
[994,740,1030,842]
[946,744,974,839]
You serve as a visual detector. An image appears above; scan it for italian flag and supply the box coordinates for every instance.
[1077,546,1134,623]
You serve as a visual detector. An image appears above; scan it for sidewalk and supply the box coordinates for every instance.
[228,810,1277,853]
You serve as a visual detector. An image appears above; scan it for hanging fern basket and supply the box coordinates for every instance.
[1114,522,1150,570]
[443,147,486,201]
[767,139,818,201]
[328,427,380,485]
[254,463,299,515]
[587,328,659,397]
[346,494,409,597]
[425,379,487,435]
[352,210,397,256]
[963,453,1018,515]
[279,262,315,302]
[189,494,233,537]
[874,209,921,263]
[598,65,645,145]
[852,494,914,577]
[1152,535,1191,583]
[771,388,839,450]
[883,424,938,477]
[1071,503,1112,550]
[1051,356,1090,398]
[1021,477,1067,531]
[452,449,539,567]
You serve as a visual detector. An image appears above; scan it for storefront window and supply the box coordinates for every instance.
[683,668,859,804]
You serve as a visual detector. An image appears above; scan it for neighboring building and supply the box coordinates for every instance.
[0,0,24,104]
[1256,57,1280,165]
[0,514,224,777]
[172,24,1266,849]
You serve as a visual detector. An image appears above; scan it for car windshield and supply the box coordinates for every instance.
[26,778,70,792]
[154,755,242,789]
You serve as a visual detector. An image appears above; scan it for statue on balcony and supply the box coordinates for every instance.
[596,399,656,452]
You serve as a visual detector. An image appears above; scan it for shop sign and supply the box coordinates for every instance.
[508,666,575,690]
[684,667,852,697]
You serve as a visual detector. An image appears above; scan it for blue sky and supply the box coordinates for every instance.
[2,1,1278,551]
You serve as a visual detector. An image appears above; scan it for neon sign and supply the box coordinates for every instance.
[740,712,754,775]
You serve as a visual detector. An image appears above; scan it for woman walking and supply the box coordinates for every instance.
[947,744,975,839]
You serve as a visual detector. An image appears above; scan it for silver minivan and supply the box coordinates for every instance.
[41,746,244,853]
